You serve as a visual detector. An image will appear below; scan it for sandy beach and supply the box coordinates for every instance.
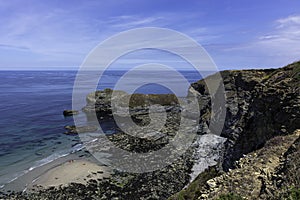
[2,153,111,193]
[28,159,111,190]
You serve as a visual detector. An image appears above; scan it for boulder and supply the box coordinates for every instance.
[64,125,98,134]
[63,110,79,116]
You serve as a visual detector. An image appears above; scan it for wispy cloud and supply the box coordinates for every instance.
[108,16,164,28]
[0,43,29,50]
[262,15,300,41]
[228,15,300,67]
[0,2,214,68]
[277,15,300,28]
[258,14,300,49]
[0,1,299,69]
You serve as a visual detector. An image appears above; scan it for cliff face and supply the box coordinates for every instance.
[191,62,300,171]
[172,61,300,199]
[171,130,300,200]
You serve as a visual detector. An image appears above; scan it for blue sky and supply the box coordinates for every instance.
[0,0,300,70]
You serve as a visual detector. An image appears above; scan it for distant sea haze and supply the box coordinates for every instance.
[0,69,203,189]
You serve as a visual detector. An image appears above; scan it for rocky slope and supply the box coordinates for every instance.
[171,61,300,199]
[171,130,300,199]
[192,61,299,171]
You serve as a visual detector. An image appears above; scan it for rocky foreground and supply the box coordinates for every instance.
[3,62,299,199]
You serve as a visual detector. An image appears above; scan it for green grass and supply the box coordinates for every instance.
[287,187,300,200]
[291,62,300,81]
[168,166,221,200]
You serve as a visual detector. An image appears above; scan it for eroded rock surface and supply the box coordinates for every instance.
[191,62,300,171]
[170,61,300,200]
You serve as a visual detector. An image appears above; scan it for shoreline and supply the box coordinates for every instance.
[27,159,111,191]
[1,151,111,194]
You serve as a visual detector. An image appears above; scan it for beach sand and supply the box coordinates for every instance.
[28,159,110,189]
[2,153,111,193]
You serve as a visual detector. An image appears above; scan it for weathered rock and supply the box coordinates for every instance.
[63,110,79,116]
[191,62,300,171]
[64,125,98,134]
[195,130,300,200]
[169,61,300,200]
[83,88,179,117]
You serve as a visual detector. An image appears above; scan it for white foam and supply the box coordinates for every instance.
[1,143,85,189]
[29,144,84,171]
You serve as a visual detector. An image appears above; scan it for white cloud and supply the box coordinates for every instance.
[258,14,300,44]
[251,15,300,67]
[258,35,279,40]
[276,15,300,28]
[202,14,300,69]
[108,16,164,28]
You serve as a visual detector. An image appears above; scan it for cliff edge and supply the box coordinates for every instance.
[171,61,300,199]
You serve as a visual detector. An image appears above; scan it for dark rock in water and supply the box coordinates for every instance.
[64,125,97,134]
[63,110,79,116]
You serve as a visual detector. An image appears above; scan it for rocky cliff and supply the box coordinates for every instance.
[171,61,300,199]
[171,130,300,199]
[192,61,299,171]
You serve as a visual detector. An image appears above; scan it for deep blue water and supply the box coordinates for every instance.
[0,70,203,188]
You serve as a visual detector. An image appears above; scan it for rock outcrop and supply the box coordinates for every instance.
[170,61,300,199]
[63,110,79,116]
[199,130,299,199]
[64,125,98,134]
[170,130,300,200]
[191,62,300,171]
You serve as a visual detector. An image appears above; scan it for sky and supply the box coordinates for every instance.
[0,0,300,70]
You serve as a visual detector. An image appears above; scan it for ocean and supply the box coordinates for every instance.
[0,70,204,190]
